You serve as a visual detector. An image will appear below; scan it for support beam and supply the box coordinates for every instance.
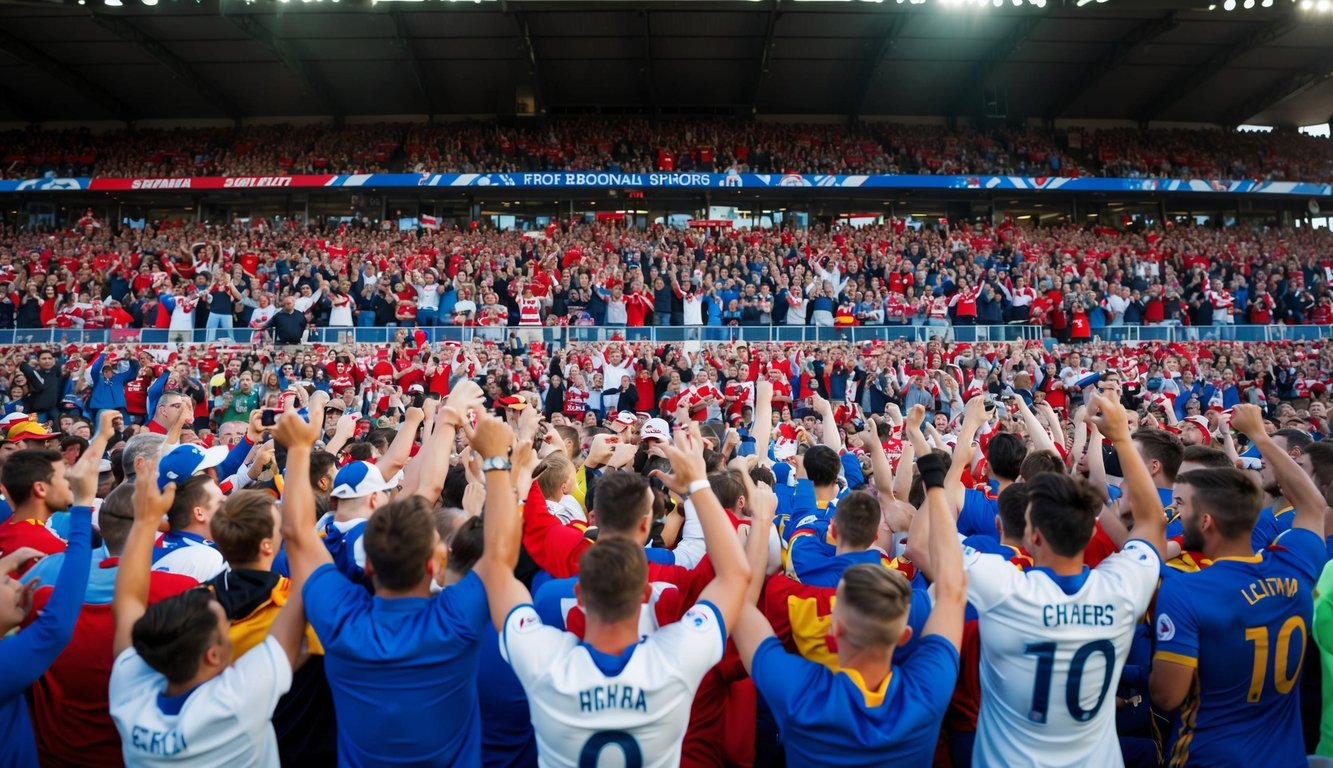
[0,27,134,123]
[749,0,780,112]
[1135,15,1298,124]
[92,14,241,122]
[390,10,435,116]
[641,10,658,114]
[1043,11,1177,121]
[948,14,1043,118]
[1223,52,1333,127]
[225,12,339,116]
[502,0,546,114]
[850,10,911,120]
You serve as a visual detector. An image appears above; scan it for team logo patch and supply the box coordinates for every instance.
[514,612,541,634]
[1157,613,1176,642]
[686,607,713,630]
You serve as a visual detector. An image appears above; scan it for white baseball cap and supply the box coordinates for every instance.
[331,461,403,499]
[641,418,671,442]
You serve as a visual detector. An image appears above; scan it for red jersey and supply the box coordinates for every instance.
[0,518,67,575]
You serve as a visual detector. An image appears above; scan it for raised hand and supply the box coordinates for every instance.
[652,422,708,496]
[273,410,320,449]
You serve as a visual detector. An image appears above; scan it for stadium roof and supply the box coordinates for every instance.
[0,0,1329,127]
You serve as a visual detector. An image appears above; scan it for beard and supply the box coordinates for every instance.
[1263,482,1282,498]
[1181,514,1206,552]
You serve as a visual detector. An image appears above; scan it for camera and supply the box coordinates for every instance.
[261,409,280,427]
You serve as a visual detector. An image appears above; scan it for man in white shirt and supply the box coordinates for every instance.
[150,445,231,582]
[473,416,751,768]
[909,394,1166,768]
[109,414,313,767]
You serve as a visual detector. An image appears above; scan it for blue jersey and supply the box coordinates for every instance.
[957,486,1000,539]
[1154,528,1327,768]
[751,633,959,767]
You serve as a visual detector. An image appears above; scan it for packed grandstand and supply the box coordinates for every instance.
[3,120,1331,182]
[5,0,1333,766]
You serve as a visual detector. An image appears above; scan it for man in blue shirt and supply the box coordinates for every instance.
[282,387,491,767]
[734,449,965,767]
[1151,405,1327,768]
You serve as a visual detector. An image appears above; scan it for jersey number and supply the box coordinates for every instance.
[579,731,642,768]
[1023,640,1116,724]
[1244,615,1307,703]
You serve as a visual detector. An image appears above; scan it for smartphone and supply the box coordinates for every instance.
[261,409,280,427]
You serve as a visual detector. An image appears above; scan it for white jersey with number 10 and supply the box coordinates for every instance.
[963,538,1161,767]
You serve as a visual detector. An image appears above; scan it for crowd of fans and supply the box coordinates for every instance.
[0,332,1331,767]
[2,120,1329,181]
[1,215,1331,341]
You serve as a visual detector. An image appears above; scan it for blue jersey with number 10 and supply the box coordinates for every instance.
[1153,528,1326,768]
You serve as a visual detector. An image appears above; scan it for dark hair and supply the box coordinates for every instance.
[97,484,136,554]
[1026,473,1102,557]
[1306,441,1333,487]
[210,491,277,565]
[1019,450,1064,480]
[986,433,1026,482]
[59,435,89,458]
[441,465,469,509]
[1273,428,1314,454]
[346,442,375,462]
[832,491,880,551]
[309,451,338,493]
[1132,428,1184,482]
[909,449,953,508]
[1176,468,1263,540]
[707,471,746,511]
[132,588,221,684]
[1181,444,1232,469]
[592,471,652,534]
[996,482,1030,540]
[362,495,437,591]
[166,475,217,532]
[578,537,647,623]
[804,445,841,486]
[749,464,776,488]
[365,429,394,453]
[0,449,61,507]
[445,515,484,575]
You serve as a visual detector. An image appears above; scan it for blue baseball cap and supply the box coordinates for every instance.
[331,461,401,500]
[158,443,229,490]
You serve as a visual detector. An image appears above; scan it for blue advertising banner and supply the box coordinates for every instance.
[0,172,1329,197]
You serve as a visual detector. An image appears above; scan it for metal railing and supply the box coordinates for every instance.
[1,323,1329,348]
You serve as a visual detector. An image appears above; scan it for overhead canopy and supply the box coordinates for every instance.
[0,0,1328,127]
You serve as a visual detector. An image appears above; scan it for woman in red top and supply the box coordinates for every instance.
[950,279,980,326]
[1069,300,1092,342]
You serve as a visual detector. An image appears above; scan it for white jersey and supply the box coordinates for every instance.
[109,635,292,767]
[963,538,1160,768]
[502,600,725,768]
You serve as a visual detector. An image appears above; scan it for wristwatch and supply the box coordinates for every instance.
[481,456,513,473]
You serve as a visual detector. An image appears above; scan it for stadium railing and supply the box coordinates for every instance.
[4,324,1330,348]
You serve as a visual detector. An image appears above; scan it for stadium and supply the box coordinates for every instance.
[0,0,1331,766]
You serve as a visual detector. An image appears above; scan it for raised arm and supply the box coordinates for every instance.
[1090,394,1165,557]
[269,410,322,670]
[919,447,966,649]
[1012,396,1058,455]
[750,380,774,464]
[1232,404,1325,537]
[470,415,535,631]
[653,423,751,631]
[273,411,334,593]
[114,459,176,659]
[946,397,988,515]
[810,393,841,454]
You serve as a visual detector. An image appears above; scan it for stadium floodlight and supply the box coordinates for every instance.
[1223,0,1236,9]
[104,0,122,5]
[140,0,157,6]
[1261,0,1272,6]
[1243,0,1254,6]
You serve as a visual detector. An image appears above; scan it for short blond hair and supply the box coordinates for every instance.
[535,453,574,500]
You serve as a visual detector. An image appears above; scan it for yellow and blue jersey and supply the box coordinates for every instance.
[750,633,959,768]
[1153,528,1327,768]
